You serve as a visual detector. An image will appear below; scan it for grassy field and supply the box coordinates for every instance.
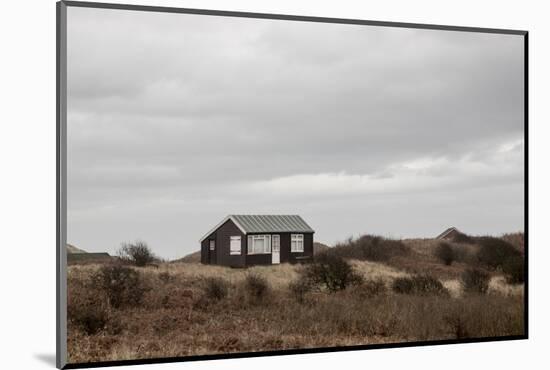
[67,234,525,364]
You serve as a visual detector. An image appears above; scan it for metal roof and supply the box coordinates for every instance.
[231,215,315,233]
[199,214,314,242]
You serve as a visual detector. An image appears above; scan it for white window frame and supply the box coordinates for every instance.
[291,234,304,253]
[209,240,215,251]
[247,235,272,255]
[230,236,241,255]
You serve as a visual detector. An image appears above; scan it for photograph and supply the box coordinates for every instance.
[61,2,526,367]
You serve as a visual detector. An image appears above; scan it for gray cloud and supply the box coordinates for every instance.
[67,7,524,259]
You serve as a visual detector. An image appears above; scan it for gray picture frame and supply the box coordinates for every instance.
[56,1,528,368]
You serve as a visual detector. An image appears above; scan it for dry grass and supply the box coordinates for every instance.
[350,260,410,282]
[402,238,442,258]
[67,258,524,364]
[153,262,300,289]
[489,276,525,297]
[441,276,524,299]
[398,239,482,278]
[500,232,525,254]
[442,279,463,298]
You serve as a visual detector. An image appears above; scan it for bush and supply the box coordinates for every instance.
[158,271,173,283]
[392,277,413,294]
[327,235,410,262]
[476,237,521,269]
[461,268,490,294]
[443,313,469,339]
[356,235,410,262]
[450,231,474,244]
[203,277,229,301]
[435,242,455,266]
[304,253,363,293]
[91,265,147,308]
[118,240,156,267]
[244,273,270,303]
[500,232,524,251]
[288,278,313,303]
[70,304,109,335]
[392,275,448,296]
[502,256,525,284]
[440,294,524,339]
[67,285,109,335]
[352,279,388,299]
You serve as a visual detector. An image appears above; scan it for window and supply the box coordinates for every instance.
[209,240,215,251]
[247,235,272,254]
[230,236,241,255]
[291,234,304,252]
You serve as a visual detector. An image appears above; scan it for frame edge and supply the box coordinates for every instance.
[62,0,527,35]
[56,1,68,368]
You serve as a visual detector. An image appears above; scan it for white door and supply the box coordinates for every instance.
[272,235,280,264]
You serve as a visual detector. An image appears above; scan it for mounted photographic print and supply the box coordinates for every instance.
[56,1,528,368]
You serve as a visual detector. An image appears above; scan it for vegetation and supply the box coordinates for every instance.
[203,277,230,301]
[435,242,455,265]
[461,268,490,294]
[243,273,270,303]
[502,256,525,284]
[350,279,388,299]
[90,264,148,308]
[67,289,109,335]
[67,234,525,363]
[476,237,521,269]
[327,235,410,262]
[288,278,312,303]
[500,232,525,252]
[449,231,474,244]
[392,274,449,296]
[118,241,157,267]
[303,253,363,292]
[67,260,524,363]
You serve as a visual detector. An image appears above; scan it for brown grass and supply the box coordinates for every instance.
[67,257,524,364]
[500,232,525,254]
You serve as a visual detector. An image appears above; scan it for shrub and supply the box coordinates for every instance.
[352,279,388,299]
[327,235,410,262]
[392,277,413,294]
[90,265,147,308]
[392,275,448,296]
[441,294,524,338]
[118,240,156,267]
[203,277,229,301]
[356,235,410,262]
[288,278,313,303]
[450,231,474,244]
[476,237,521,269]
[502,256,525,284]
[500,232,524,251]
[435,242,455,266]
[244,273,270,303]
[451,246,475,265]
[158,271,173,283]
[70,304,109,335]
[67,284,109,335]
[461,268,490,294]
[304,253,363,292]
[443,313,469,339]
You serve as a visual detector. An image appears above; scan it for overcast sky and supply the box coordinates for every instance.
[67,7,524,259]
